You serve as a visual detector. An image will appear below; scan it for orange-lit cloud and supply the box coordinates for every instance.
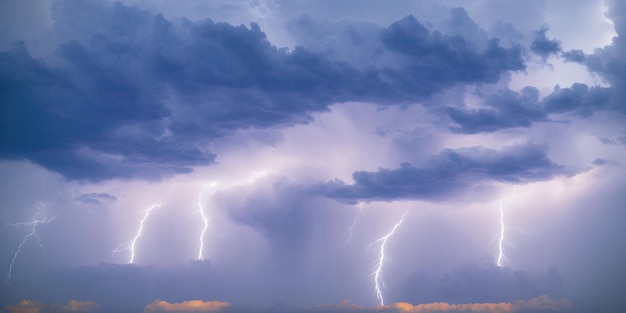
[387,301,514,313]
[4,300,99,313]
[143,300,230,312]
[383,295,572,312]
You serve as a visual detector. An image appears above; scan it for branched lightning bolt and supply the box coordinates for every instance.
[197,182,217,260]
[6,213,57,285]
[342,203,363,244]
[113,204,162,264]
[496,200,509,267]
[372,211,408,306]
[129,203,161,264]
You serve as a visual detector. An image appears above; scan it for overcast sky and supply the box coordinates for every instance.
[1,1,625,312]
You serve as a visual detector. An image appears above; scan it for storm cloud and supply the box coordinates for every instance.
[317,143,574,202]
[0,1,527,181]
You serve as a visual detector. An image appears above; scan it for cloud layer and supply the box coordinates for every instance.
[0,1,528,181]
[317,143,575,202]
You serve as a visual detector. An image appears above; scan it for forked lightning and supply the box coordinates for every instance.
[6,213,57,284]
[113,203,162,264]
[372,211,408,306]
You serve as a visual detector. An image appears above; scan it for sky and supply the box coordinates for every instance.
[0,0,625,312]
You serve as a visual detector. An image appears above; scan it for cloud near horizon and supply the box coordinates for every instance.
[4,300,99,313]
[386,295,571,313]
[143,300,230,312]
[3,296,571,313]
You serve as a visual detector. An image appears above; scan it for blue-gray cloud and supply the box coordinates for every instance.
[0,2,526,181]
[317,143,573,202]
[380,15,524,88]
[445,0,626,135]
[530,26,561,60]
[443,83,614,134]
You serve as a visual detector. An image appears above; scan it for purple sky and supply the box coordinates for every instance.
[1,1,625,312]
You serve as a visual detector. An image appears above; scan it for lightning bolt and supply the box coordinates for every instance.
[195,171,269,261]
[6,212,57,285]
[129,203,161,264]
[372,211,408,306]
[341,202,363,244]
[496,200,509,267]
[197,182,217,260]
[113,203,162,264]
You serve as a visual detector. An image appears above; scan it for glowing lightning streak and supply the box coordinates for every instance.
[342,202,363,244]
[496,200,508,267]
[128,203,162,264]
[6,213,56,285]
[197,182,217,260]
[373,211,408,306]
[195,171,269,261]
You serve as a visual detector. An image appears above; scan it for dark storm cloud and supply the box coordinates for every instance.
[0,41,214,181]
[530,26,561,60]
[445,86,545,133]
[0,2,526,181]
[317,143,572,202]
[443,83,613,134]
[380,15,524,88]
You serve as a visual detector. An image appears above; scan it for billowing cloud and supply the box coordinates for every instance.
[0,1,526,181]
[443,83,616,134]
[317,143,574,202]
[380,14,524,87]
[4,300,98,313]
[144,300,229,312]
[530,26,561,60]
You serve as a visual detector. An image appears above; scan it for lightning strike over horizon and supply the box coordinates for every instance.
[6,212,57,285]
[197,182,217,260]
[496,200,509,267]
[113,203,162,264]
[195,171,269,261]
[372,211,408,306]
[129,203,162,264]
